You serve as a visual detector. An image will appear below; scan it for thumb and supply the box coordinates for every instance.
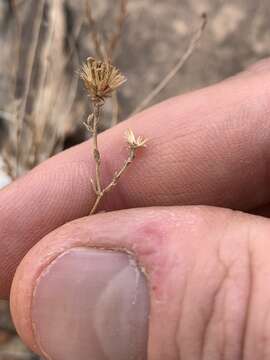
[10,206,270,359]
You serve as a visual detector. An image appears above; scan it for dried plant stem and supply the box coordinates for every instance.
[10,0,22,96]
[16,0,45,175]
[81,58,146,215]
[86,0,104,59]
[89,138,136,215]
[91,101,102,196]
[88,100,136,215]
[90,194,102,215]
[31,0,60,161]
[85,1,128,128]
[107,0,128,59]
[103,147,135,194]
[88,104,139,215]
[132,13,207,115]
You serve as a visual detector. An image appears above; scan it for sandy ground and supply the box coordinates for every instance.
[1,0,270,359]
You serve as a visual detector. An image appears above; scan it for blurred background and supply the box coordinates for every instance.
[1,0,270,358]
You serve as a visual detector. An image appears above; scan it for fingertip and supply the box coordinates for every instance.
[11,206,252,360]
[10,211,152,360]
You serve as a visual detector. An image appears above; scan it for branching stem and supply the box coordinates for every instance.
[89,106,137,214]
[80,58,145,215]
[103,147,135,194]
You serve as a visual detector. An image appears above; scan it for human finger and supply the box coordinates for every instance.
[2,58,270,297]
[10,206,270,360]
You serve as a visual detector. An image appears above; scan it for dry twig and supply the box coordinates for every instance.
[1,1,84,181]
[107,0,128,59]
[131,13,207,115]
[86,0,104,59]
[85,0,128,126]
[80,57,147,214]
[16,0,45,174]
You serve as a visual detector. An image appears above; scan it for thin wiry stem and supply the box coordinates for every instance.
[90,193,103,215]
[103,147,135,194]
[47,20,83,158]
[86,0,104,59]
[84,1,128,128]
[86,104,145,215]
[87,99,102,215]
[80,58,145,215]
[131,13,207,115]
[89,144,136,215]
[86,117,146,214]
[8,0,22,177]
[16,0,45,176]
[91,100,102,196]
[31,0,59,166]
[107,0,128,59]
[10,0,22,96]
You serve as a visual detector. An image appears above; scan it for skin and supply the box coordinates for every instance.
[3,58,270,359]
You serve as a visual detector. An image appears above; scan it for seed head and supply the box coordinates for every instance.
[80,57,126,100]
[125,129,148,149]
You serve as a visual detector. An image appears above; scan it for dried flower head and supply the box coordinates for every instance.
[80,57,126,100]
[125,129,148,149]
[80,56,148,215]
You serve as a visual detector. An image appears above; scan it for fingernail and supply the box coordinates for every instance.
[32,248,149,360]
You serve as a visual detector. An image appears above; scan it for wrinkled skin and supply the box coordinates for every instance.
[2,58,270,359]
